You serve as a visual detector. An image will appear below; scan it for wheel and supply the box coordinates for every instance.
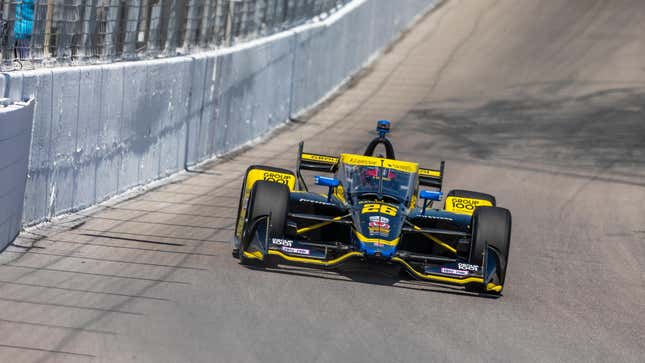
[445,189,496,208]
[246,181,289,238]
[240,181,289,265]
[468,206,512,293]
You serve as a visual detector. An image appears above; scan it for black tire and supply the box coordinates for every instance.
[445,189,496,208]
[468,206,512,292]
[234,165,294,258]
[240,181,289,265]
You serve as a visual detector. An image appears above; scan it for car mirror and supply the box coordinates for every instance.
[420,190,442,215]
[314,176,339,187]
[315,176,339,201]
[420,190,442,201]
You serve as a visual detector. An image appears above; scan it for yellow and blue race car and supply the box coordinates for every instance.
[233,121,511,295]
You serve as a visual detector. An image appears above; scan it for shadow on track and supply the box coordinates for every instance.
[242,263,500,299]
[405,87,645,181]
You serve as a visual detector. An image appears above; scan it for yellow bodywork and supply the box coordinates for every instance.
[444,196,493,215]
[301,153,339,164]
[340,154,418,173]
[418,168,441,177]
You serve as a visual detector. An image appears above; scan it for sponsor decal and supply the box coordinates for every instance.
[299,198,335,206]
[418,215,454,221]
[262,171,291,185]
[457,263,479,272]
[419,168,441,177]
[344,155,379,167]
[340,154,418,173]
[368,217,390,230]
[282,246,310,255]
[368,216,391,236]
[441,267,469,276]
[368,228,390,236]
[271,238,293,247]
[445,196,493,214]
[368,223,390,230]
[301,153,338,163]
[369,216,390,223]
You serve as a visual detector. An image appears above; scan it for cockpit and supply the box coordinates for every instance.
[337,154,417,205]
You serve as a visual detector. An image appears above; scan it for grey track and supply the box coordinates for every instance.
[1,1,644,362]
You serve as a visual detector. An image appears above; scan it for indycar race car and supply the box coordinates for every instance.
[233,120,511,294]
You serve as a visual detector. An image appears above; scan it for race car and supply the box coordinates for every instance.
[233,120,511,295]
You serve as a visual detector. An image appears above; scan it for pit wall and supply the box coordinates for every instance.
[0,0,439,228]
[0,100,34,250]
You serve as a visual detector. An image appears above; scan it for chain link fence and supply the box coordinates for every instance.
[0,0,350,71]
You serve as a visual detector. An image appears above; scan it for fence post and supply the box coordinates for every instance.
[122,0,141,60]
[285,0,297,28]
[182,0,200,52]
[100,0,121,61]
[54,0,78,62]
[238,0,251,40]
[77,0,96,61]
[198,0,217,48]
[256,0,267,36]
[42,0,55,59]
[163,0,177,55]
[1,1,16,65]
[214,0,230,46]
[224,0,237,46]
[30,0,48,63]
[146,0,162,56]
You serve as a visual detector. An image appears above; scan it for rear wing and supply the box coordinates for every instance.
[418,161,445,190]
[297,142,338,191]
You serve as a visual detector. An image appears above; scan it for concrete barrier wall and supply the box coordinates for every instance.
[186,33,295,163]
[0,100,34,250]
[0,0,439,227]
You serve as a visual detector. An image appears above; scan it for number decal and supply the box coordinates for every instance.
[361,204,397,216]
[381,205,398,216]
[362,204,381,214]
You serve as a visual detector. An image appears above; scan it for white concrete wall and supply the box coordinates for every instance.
[0,100,34,250]
[0,0,440,227]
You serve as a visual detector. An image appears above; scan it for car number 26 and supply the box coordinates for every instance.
[361,203,397,216]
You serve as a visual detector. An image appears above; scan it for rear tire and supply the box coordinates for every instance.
[468,206,511,293]
[240,181,289,265]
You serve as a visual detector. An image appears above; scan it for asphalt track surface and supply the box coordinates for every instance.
[1,0,644,362]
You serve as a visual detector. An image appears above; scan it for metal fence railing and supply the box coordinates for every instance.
[0,0,351,71]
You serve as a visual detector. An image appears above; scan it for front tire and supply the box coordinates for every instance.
[468,206,511,293]
[239,181,289,265]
